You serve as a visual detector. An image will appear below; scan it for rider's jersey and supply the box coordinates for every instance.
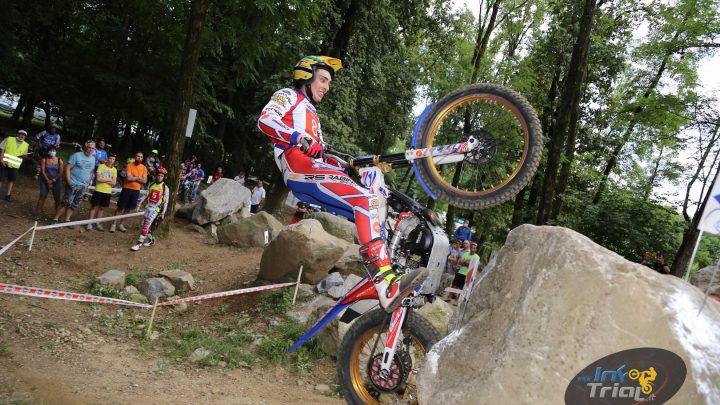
[257,88,323,151]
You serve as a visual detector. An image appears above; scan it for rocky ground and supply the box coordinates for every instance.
[0,175,343,404]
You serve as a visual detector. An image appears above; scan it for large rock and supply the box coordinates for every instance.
[258,219,349,284]
[417,225,720,404]
[137,277,176,301]
[316,272,345,294]
[692,265,720,296]
[217,212,283,248]
[95,270,125,289]
[308,212,357,243]
[174,201,199,220]
[192,179,251,225]
[416,297,454,336]
[327,274,363,299]
[287,295,336,325]
[159,269,195,292]
[332,244,366,277]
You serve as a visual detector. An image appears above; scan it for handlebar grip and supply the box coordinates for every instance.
[299,137,311,153]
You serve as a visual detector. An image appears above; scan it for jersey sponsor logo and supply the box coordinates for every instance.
[304,174,326,181]
[271,94,290,108]
[148,189,162,204]
[373,221,381,234]
[361,170,377,188]
[328,174,354,185]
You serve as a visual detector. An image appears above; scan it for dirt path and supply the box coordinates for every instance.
[0,175,343,404]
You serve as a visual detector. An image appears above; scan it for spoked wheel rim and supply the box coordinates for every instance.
[424,93,531,197]
[348,325,428,404]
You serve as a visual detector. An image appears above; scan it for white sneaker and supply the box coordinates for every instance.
[118,224,127,232]
[109,224,116,233]
[95,223,105,232]
[86,223,93,231]
[130,244,141,251]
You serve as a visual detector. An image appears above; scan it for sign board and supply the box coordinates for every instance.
[185,108,197,138]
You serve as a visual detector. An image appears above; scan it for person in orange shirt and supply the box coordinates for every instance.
[110,151,147,232]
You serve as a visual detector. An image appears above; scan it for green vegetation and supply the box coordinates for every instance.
[260,288,293,314]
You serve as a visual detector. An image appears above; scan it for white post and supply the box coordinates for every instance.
[28,221,38,251]
[697,258,720,316]
[292,265,304,305]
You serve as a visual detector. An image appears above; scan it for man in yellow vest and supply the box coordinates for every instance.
[0,130,30,201]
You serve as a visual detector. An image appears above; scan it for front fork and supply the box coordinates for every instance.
[379,305,407,377]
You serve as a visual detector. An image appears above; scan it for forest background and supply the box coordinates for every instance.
[1,0,719,277]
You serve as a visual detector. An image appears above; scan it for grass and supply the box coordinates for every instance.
[260,288,293,314]
[88,282,128,300]
[124,269,147,287]
[164,320,256,368]
[258,320,326,372]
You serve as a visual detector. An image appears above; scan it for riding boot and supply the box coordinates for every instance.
[359,238,428,312]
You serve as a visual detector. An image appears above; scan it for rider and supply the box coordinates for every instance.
[257,55,426,311]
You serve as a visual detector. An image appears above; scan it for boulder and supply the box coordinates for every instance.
[203,223,218,242]
[174,201,199,220]
[692,265,720,296]
[166,295,189,313]
[327,274,364,300]
[308,212,357,243]
[217,212,283,248]
[332,244,366,277]
[192,179,251,225]
[95,270,125,289]
[308,299,377,356]
[159,269,195,292]
[416,297,454,336]
[184,223,206,234]
[417,225,720,404]
[287,295,336,325]
[258,220,349,284]
[316,272,345,294]
[137,277,176,301]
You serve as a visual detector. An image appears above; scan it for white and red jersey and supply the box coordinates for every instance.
[257,88,323,150]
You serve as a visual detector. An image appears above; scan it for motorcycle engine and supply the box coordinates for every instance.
[388,214,433,272]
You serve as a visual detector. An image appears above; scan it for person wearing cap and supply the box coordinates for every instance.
[87,153,117,231]
[52,140,96,225]
[35,123,61,152]
[0,130,30,201]
[110,151,147,233]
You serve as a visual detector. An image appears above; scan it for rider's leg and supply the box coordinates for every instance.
[278,148,426,311]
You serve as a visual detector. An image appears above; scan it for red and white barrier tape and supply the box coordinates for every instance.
[0,282,153,308]
[158,282,297,306]
[0,281,296,309]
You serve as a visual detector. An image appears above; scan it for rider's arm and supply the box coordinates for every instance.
[257,88,305,147]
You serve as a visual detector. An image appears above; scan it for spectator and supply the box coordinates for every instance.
[453,241,480,289]
[446,239,462,274]
[131,168,169,251]
[234,170,246,185]
[87,153,117,231]
[93,139,108,168]
[640,251,653,268]
[251,180,266,213]
[191,162,205,200]
[290,201,309,224]
[51,140,96,225]
[211,166,223,184]
[35,123,61,155]
[146,149,160,182]
[654,254,671,275]
[0,129,30,201]
[453,219,472,242]
[35,145,64,219]
[110,151,147,233]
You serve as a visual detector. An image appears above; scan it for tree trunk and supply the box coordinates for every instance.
[550,95,582,220]
[536,0,597,224]
[43,101,51,127]
[322,0,363,59]
[21,98,38,128]
[470,0,501,83]
[162,0,210,232]
[263,167,289,214]
[10,94,25,128]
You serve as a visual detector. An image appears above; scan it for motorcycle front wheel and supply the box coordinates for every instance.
[416,83,543,210]
[337,308,440,405]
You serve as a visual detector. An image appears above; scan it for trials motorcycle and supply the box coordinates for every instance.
[288,83,543,404]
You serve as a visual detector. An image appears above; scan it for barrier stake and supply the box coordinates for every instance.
[292,265,304,305]
[146,297,160,339]
[28,221,38,251]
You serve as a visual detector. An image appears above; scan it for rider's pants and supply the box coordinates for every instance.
[275,147,382,245]
[138,207,160,241]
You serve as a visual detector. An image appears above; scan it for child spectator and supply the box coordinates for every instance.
[87,153,117,231]
[211,166,223,184]
[131,168,169,251]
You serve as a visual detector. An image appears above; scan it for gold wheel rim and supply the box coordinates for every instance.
[425,93,530,196]
[348,325,427,404]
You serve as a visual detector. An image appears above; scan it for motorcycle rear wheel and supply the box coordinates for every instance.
[337,308,440,405]
[416,83,543,210]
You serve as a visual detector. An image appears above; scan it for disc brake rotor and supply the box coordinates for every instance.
[366,350,412,393]
[465,129,497,165]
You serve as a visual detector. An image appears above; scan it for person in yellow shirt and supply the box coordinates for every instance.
[0,130,30,201]
[87,154,118,231]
